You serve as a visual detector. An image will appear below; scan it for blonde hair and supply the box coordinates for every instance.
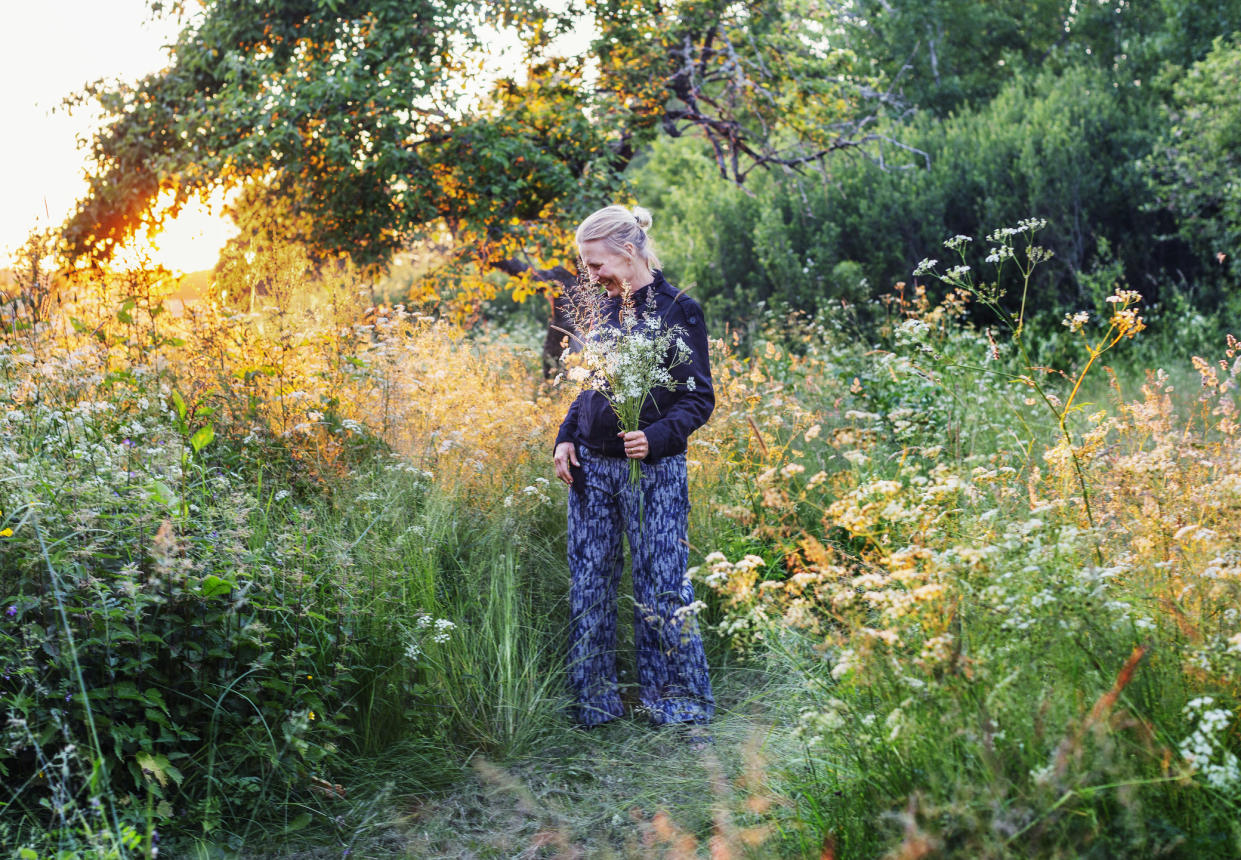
[575,205,662,272]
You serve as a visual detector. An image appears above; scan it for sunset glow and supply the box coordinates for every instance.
[0,0,236,273]
[119,191,239,274]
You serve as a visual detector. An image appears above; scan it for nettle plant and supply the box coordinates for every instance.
[0,347,348,844]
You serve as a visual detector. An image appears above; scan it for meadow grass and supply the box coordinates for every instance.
[1,245,1239,857]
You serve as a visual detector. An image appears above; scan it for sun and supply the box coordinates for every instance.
[121,189,239,274]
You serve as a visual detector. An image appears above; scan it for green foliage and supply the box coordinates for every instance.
[6,233,1241,855]
[694,287,1241,858]
[841,0,1067,113]
[0,268,576,853]
[1058,0,1241,95]
[843,0,1241,116]
[0,369,405,843]
[63,0,885,286]
[636,65,1172,324]
[1145,34,1241,306]
[62,0,574,266]
[20,1,1241,851]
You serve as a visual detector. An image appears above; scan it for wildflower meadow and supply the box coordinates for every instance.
[7,1,1241,856]
[1,213,1238,858]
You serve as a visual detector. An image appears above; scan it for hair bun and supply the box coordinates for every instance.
[632,206,653,232]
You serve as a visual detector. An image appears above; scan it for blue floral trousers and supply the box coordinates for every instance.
[566,447,714,726]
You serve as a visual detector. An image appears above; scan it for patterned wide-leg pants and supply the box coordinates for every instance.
[566,447,715,726]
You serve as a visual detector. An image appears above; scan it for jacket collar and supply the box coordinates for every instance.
[604,270,666,308]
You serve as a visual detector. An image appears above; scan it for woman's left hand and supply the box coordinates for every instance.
[619,430,649,460]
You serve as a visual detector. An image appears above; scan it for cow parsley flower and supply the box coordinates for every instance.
[1062,311,1089,333]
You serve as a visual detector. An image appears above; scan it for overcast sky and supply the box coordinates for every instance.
[0,0,234,271]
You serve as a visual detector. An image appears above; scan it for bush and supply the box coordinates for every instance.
[633,65,1191,328]
[1145,34,1241,312]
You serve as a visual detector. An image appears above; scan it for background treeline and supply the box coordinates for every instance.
[622,1,1241,352]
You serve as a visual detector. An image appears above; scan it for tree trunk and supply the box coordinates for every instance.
[489,260,579,378]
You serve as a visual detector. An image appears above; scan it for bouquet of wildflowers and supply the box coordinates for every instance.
[565,281,693,485]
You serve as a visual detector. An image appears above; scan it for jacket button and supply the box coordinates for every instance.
[688,315,698,325]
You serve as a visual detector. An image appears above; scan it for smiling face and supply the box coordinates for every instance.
[578,239,651,297]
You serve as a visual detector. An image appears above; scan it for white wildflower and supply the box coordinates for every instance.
[1062,311,1089,333]
[898,319,930,340]
[673,600,707,622]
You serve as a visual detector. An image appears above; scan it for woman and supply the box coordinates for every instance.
[552,204,715,729]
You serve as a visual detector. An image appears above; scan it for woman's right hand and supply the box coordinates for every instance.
[554,442,580,486]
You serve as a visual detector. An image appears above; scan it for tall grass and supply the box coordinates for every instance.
[0,261,577,855]
[3,226,1240,856]
[691,228,1241,856]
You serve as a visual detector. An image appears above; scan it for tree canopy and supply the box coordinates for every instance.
[64,0,899,280]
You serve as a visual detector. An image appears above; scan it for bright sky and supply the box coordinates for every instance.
[0,0,236,272]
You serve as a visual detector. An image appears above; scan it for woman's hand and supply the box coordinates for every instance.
[554,442,580,486]
[619,430,649,460]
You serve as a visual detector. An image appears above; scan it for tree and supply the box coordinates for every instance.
[1145,35,1241,301]
[63,0,566,266]
[64,1,903,273]
[821,0,1241,117]
[826,0,1067,115]
[61,0,932,379]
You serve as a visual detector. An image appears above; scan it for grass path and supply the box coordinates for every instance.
[272,663,817,859]
[406,664,808,859]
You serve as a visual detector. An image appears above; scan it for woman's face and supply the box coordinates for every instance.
[579,239,644,297]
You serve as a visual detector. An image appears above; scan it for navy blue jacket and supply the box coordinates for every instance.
[555,272,714,461]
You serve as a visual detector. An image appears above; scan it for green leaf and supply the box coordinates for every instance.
[283,812,313,834]
[103,369,135,386]
[116,297,137,324]
[135,751,183,788]
[236,365,277,381]
[111,681,142,700]
[199,574,234,598]
[171,390,187,421]
[190,424,215,452]
[150,480,179,508]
